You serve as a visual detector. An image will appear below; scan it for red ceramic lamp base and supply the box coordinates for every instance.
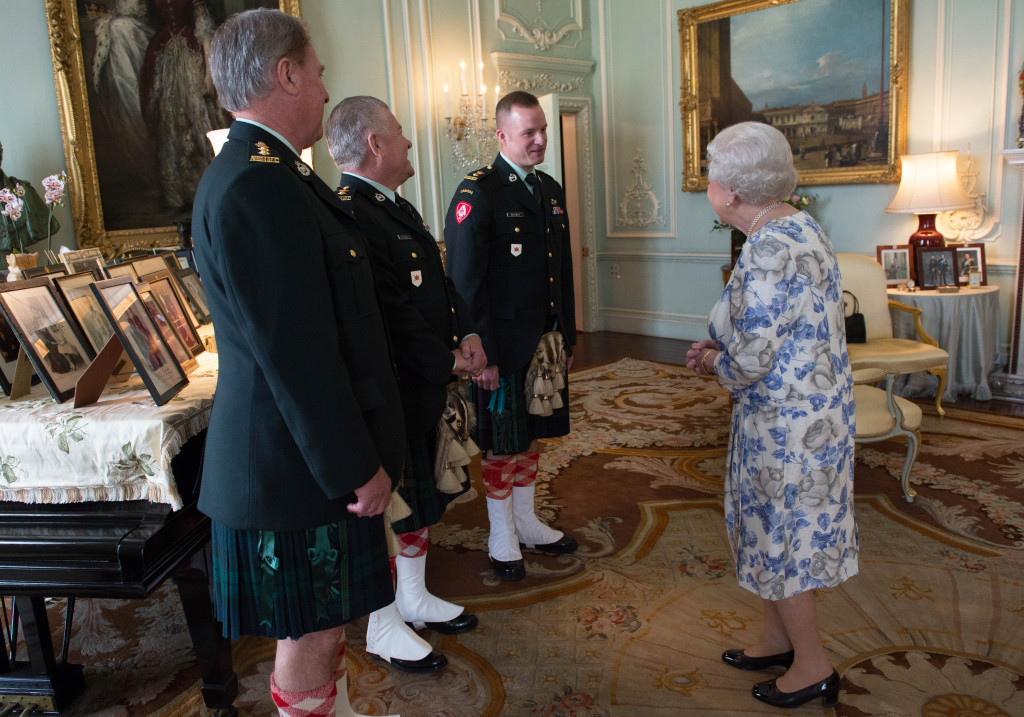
[909,213,945,247]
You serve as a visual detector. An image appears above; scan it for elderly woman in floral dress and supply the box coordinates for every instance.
[686,121,858,710]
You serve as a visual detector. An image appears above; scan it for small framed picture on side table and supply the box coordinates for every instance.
[915,247,960,290]
[955,244,986,286]
[876,245,914,286]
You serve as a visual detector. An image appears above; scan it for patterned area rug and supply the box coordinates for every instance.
[25,359,1024,716]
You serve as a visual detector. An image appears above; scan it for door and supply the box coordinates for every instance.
[536,93,562,183]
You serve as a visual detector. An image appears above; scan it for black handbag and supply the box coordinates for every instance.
[843,291,866,343]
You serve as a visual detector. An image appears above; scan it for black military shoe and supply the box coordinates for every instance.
[521,533,578,554]
[489,556,525,581]
[421,612,479,635]
[389,650,448,674]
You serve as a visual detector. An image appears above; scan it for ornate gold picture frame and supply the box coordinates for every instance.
[45,0,302,256]
[678,0,908,192]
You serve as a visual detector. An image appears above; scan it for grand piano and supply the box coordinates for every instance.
[0,353,236,715]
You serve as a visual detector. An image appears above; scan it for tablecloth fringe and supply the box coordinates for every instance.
[0,481,180,509]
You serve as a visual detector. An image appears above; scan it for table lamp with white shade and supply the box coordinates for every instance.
[885,150,973,247]
[206,128,314,166]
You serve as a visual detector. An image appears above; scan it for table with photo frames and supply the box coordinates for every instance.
[887,285,1000,401]
[0,345,239,715]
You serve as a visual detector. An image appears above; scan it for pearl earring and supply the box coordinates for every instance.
[725,201,731,206]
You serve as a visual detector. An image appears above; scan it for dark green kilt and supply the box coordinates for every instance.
[391,425,470,534]
[470,365,570,454]
[211,514,394,641]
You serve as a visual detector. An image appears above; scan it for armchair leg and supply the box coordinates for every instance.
[901,430,920,502]
[928,368,947,417]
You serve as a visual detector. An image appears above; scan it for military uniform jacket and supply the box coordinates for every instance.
[340,174,475,434]
[443,154,576,374]
[192,122,405,531]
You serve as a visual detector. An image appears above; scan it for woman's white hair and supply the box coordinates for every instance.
[706,122,799,206]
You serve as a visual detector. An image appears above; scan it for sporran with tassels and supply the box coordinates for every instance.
[525,331,567,416]
[434,380,480,493]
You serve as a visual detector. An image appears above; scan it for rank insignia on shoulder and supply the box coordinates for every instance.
[463,174,479,181]
[250,144,280,164]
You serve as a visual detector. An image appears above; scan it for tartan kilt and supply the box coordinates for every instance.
[470,365,570,455]
[210,514,394,641]
[391,425,470,535]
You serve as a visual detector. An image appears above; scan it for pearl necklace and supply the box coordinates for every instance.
[747,200,785,236]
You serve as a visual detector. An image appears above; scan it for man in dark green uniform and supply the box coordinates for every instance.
[193,10,400,717]
[326,95,483,673]
[444,91,578,582]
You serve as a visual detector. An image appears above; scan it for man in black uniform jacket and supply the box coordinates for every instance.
[326,96,484,673]
[444,91,578,582]
[193,10,400,717]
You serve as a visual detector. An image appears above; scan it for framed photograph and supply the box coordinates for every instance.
[105,263,140,282]
[915,247,959,290]
[23,264,69,279]
[91,277,188,406]
[130,254,176,278]
[955,244,986,286]
[137,284,198,374]
[146,277,204,358]
[44,1,303,256]
[876,245,913,286]
[174,268,211,325]
[0,278,93,402]
[678,0,908,191]
[53,270,115,354]
[0,311,42,396]
[140,268,200,329]
[61,247,106,277]
[174,248,197,275]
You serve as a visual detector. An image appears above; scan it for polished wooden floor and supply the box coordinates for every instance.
[572,331,1024,418]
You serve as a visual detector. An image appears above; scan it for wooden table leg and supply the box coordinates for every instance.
[174,568,238,716]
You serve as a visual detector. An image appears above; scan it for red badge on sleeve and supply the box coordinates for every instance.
[455,201,472,224]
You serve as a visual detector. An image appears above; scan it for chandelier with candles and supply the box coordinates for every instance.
[443,62,501,172]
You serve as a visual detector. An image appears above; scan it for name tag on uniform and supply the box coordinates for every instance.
[397,234,413,241]
[506,211,525,218]
[511,244,522,257]
[410,270,423,287]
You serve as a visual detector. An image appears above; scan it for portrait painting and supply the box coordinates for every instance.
[0,279,94,402]
[915,247,959,290]
[678,0,908,191]
[876,245,913,286]
[92,277,187,404]
[955,244,986,286]
[45,0,302,255]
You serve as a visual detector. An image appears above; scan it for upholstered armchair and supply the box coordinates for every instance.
[853,368,922,502]
[837,252,949,416]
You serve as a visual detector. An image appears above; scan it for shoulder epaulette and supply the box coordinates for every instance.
[463,165,495,182]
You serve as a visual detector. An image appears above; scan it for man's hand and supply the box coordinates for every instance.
[347,467,393,517]
[472,364,500,391]
[460,335,487,376]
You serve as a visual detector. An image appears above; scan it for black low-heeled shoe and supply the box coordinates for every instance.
[418,612,479,635]
[388,650,449,674]
[751,670,840,708]
[489,556,525,581]
[520,533,579,554]
[721,648,795,671]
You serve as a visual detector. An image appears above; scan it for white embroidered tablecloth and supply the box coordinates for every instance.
[0,350,218,510]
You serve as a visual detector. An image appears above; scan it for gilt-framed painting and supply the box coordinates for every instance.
[678,0,908,191]
[44,0,303,256]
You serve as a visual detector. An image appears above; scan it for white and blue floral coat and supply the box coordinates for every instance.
[708,211,858,600]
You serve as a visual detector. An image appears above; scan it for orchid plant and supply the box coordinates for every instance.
[41,171,68,251]
[0,184,26,252]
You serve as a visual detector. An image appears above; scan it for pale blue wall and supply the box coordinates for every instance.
[3,0,1021,358]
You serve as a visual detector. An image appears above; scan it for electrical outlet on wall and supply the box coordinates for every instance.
[610,264,621,279]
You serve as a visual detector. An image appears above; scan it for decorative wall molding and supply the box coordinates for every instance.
[615,148,667,228]
[495,0,583,51]
[491,52,594,96]
[939,149,998,243]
